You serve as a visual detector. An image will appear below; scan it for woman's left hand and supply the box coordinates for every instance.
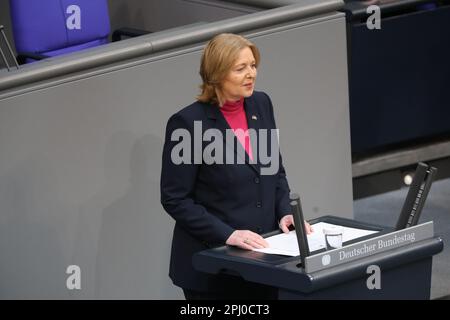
[279,214,313,234]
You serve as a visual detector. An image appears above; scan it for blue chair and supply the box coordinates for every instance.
[9,0,148,64]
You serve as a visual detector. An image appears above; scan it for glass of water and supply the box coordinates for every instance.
[323,226,343,250]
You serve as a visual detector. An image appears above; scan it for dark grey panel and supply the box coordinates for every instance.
[223,0,310,9]
[0,0,14,55]
[108,0,259,34]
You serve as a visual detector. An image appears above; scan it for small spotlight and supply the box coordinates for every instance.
[403,173,413,186]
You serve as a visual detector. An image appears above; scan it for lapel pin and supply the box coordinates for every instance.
[251,115,257,120]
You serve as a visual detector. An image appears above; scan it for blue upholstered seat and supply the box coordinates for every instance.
[9,0,120,64]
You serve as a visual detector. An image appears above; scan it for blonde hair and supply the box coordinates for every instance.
[197,33,260,105]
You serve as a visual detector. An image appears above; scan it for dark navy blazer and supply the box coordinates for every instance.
[160,91,292,291]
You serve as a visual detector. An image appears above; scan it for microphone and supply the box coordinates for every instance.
[290,193,310,268]
[395,162,437,230]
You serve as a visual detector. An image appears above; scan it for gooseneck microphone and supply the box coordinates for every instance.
[290,193,310,269]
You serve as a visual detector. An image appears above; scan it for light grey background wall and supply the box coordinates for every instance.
[0,11,351,298]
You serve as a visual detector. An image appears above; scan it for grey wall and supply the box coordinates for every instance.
[255,18,352,218]
[0,12,351,298]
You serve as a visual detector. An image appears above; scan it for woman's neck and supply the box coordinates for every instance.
[216,90,241,107]
[221,98,244,113]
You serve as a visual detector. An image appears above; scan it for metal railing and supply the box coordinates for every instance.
[0,0,343,91]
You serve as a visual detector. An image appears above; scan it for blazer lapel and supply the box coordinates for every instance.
[244,96,261,173]
[205,101,259,174]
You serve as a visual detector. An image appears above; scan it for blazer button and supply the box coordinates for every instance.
[256,201,262,208]
[254,177,260,184]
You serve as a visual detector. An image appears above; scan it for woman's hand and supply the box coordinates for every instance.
[226,230,269,250]
[279,214,313,234]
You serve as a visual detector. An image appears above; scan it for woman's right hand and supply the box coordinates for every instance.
[225,230,269,250]
[279,215,313,235]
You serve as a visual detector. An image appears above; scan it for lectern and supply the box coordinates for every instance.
[193,216,443,299]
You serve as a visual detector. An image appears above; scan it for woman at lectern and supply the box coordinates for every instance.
[160,33,312,300]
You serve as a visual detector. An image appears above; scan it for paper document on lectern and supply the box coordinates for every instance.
[254,222,379,256]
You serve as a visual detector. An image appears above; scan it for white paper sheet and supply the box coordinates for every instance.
[254,222,379,256]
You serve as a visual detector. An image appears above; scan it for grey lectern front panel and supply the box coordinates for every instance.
[0,10,350,298]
